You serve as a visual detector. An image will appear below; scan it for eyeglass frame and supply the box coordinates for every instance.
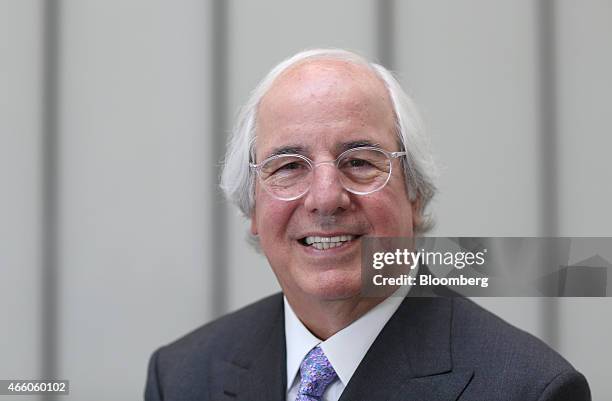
[249,146,407,201]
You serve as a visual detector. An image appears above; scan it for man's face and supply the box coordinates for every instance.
[252,60,419,302]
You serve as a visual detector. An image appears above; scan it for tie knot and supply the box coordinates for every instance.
[297,346,338,400]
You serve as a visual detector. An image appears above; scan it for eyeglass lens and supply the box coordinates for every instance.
[258,148,392,200]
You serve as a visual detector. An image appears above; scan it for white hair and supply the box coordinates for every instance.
[220,48,437,235]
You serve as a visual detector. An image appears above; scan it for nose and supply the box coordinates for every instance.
[303,163,351,215]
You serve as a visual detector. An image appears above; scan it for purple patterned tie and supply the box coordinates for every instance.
[295,346,338,401]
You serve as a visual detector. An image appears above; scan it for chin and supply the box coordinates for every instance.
[302,270,362,301]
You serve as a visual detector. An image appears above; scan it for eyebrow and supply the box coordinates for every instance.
[263,139,381,160]
[336,140,381,154]
[266,145,308,159]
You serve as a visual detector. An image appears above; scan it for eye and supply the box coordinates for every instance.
[261,156,310,178]
[278,161,303,171]
[341,157,375,170]
[346,158,372,168]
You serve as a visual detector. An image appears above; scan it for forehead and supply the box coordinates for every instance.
[255,59,397,159]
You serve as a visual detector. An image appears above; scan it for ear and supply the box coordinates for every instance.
[411,196,423,231]
[250,209,258,236]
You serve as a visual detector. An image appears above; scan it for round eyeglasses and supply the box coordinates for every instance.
[249,146,407,201]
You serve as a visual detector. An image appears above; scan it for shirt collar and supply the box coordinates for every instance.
[284,289,406,389]
[284,297,321,389]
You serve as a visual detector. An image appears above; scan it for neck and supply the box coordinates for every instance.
[285,292,389,340]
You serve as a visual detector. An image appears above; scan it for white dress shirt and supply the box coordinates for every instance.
[284,288,408,401]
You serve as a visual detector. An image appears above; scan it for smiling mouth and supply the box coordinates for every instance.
[298,234,360,250]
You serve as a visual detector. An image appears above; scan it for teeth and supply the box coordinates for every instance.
[304,235,355,250]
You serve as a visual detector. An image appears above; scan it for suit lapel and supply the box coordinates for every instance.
[217,290,473,401]
[387,371,474,401]
[339,297,473,401]
[221,295,287,401]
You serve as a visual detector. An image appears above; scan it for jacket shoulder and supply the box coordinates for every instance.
[161,292,282,356]
[451,297,590,400]
[150,293,283,390]
[451,297,569,368]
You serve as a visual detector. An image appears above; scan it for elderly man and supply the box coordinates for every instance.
[145,49,589,401]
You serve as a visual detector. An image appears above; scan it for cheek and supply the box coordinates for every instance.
[367,201,403,226]
[255,192,296,241]
[366,187,415,236]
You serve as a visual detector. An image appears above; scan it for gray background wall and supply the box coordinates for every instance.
[1,0,611,400]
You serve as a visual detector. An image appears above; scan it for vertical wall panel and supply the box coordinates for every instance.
[556,1,612,399]
[225,0,378,312]
[396,0,540,237]
[395,0,545,340]
[557,1,612,236]
[0,0,43,382]
[209,0,230,318]
[58,1,212,399]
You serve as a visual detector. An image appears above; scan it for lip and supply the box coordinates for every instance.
[295,233,363,257]
[296,232,363,239]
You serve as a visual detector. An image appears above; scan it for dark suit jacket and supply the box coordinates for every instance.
[145,293,590,401]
